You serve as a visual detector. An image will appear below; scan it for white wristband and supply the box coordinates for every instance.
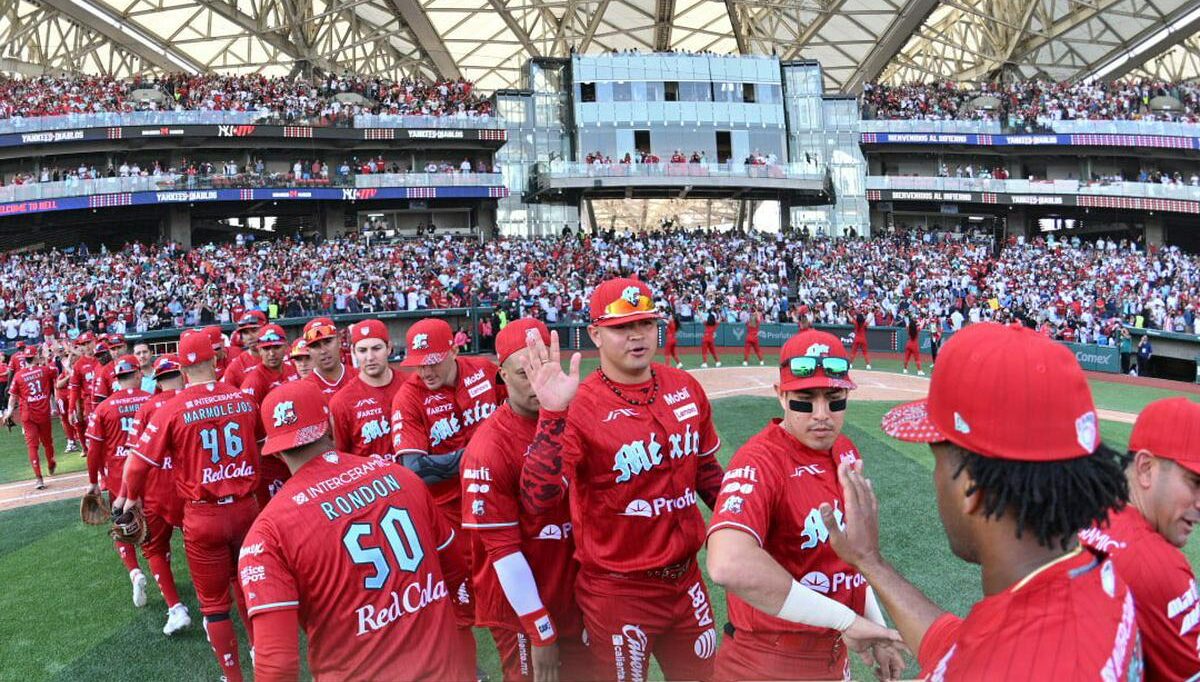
[776,579,857,632]
[864,586,886,626]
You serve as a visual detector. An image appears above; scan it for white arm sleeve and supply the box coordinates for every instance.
[492,551,547,617]
[776,579,857,632]
[864,586,886,626]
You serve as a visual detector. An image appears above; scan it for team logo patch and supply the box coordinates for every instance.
[187,352,197,363]
[953,412,971,434]
[621,286,641,306]
[471,499,485,516]
[322,452,339,464]
[603,408,639,422]
[272,400,297,427]
[1075,411,1098,452]
[411,333,429,350]
[621,499,653,518]
[804,343,830,357]
[720,495,744,514]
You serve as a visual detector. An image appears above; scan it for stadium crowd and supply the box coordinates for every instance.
[863,78,1200,124]
[0,73,493,125]
[0,228,1188,349]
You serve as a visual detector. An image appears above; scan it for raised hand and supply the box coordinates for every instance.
[820,462,883,569]
[518,330,581,413]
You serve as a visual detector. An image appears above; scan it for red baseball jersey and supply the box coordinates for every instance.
[745,319,760,342]
[1081,504,1199,679]
[68,356,98,409]
[131,380,261,503]
[239,363,299,402]
[10,365,57,422]
[708,423,866,636]
[305,364,353,398]
[223,350,260,389]
[555,364,721,572]
[330,373,403,461]
[703,322,718,341]
[390,356,503,507]
[89,361,117,409]
[918,547,1142,681]
[238,452,472,681]
[126,388,183,525]
[86,387,152,489]
[461,402,580,633]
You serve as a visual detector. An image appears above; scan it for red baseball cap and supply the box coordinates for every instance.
[401,318,454,367]
[256,324,287,348]
[113,354,140,376]
[260,381,331,456]
[778,330,856,392]
[236,310,268,330]
[351,319,389,347]
[94,340,111,355]
[589,277,660,327]
[179,330,216,368]
[1129,397,1200,474]
[289,338,311,358]
[882,323,1099,461]
[304,318,338,344]
[77,332,95,344]
[496,318,550,366]
[153,354,182,378]
[107,334,126,347]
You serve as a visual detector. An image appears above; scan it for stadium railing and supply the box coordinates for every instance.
[352,113,504,129]
[0,171,507,204]
[866,175,1200,201]
[0,110,504,136]
[861,118,1200,137]
[535,161,825,183]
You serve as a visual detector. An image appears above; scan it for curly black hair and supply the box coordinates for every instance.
[952,442,1129,550]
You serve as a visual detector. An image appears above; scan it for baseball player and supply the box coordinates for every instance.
[825,323,1140,679]
[239,323,298,504]
[52,341,80,451]
[519,277,726,682]
[4,349,59,489]
[462,319,589,682]
[223,310,267,388]
[132,342,157,393]
[901,317,923,376]
[391,317,503,526]
[204,326,233,381]
[701,311,721,368]
[90,334,129,405]
[741,310,763,366]
[1080,396,1200,679]
[330,319,403,461]
[706,330,904,680]
[289,338,313,379]
[119,330,262,682]
[69,334,103,426]
[121,354,192,636]
[84,354,152,606]
[849,311,871,370]
[238,382,475,681]
[303,318,352,396]
[663,313,682,368]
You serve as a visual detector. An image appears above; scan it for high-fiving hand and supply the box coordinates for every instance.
[518,330,581,413]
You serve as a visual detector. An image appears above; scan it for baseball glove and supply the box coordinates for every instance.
[109,506,149,546]
[80,490,111,525]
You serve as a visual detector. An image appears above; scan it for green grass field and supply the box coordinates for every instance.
[1,366,1198,681]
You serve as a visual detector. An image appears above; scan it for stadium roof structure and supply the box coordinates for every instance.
[4,0,1200,91]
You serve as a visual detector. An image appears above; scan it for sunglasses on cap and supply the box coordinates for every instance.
[603,287,654,317]
[784,356,850,378]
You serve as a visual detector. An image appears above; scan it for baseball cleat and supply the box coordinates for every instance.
[35,478,45,490]
[742,361,748,366]
[865,364,872,370]
[701,363,708,368]
[163,604,191,635]
[131,569,148,608]
[676,363,683,369]
[903,368,909,374]
[918,370,926,376]
[759,360,764,365]
[715,362,722,367]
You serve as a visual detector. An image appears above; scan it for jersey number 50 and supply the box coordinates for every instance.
[342,507,424,590]
[200,423,244,464]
